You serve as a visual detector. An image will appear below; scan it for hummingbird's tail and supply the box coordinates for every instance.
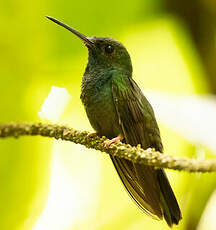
[110,156,182,227]
[156,169,182,227]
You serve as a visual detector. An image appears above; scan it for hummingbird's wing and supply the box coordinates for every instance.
[111,76,181,226]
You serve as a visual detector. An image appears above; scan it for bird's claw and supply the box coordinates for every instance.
[86,132,101,139]
[86,133,96,139]
[104,140,114,148]
[104,134,124,149]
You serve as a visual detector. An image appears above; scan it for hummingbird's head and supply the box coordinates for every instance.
[46,16,132,75]
[86,37,132,74]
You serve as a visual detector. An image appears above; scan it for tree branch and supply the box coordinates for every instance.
[0,122,215,173]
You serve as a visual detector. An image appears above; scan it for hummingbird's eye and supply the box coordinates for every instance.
[105,45,114,54]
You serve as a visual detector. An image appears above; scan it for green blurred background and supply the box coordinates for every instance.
[0,0,216,230]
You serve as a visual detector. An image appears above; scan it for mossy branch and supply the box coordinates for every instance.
[0,122,215,173]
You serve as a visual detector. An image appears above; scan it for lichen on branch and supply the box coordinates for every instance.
[0,122,216,173]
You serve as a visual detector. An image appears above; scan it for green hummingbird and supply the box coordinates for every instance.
[46,16,182,227]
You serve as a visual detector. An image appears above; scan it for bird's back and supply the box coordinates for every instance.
[110,76,182,226]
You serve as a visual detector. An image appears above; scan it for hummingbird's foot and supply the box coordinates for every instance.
[86,132,102,139]
[104,134,124,148]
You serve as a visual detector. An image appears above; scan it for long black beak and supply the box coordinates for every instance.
[46,16,94,47]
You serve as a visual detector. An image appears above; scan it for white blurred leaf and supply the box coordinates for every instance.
[145,91,216,152]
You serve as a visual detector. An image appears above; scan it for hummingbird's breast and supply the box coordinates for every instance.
[81,73,122,138]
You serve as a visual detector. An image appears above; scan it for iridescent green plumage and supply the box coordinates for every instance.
[47,16,182,227]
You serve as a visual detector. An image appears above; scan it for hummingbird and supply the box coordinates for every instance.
[46,16,182,227]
